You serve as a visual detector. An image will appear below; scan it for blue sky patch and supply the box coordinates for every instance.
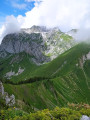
[0,0,35,19]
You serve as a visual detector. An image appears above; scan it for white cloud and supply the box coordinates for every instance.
[0,26,5,44]
[75,28,90,41]
[0,15,20,43]
[0,0,90,43]
[21,0,90,31]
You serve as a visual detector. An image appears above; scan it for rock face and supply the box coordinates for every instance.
[5,94,15,106]
[79,52,90,68]
[0,26,75,64]
[5,67,25,79]
[0,32,49,63]
[81,115,90,120]
[0,81,4,96]
[0,81,15,106]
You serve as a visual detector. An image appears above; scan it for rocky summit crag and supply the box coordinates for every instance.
[0,26,75,64]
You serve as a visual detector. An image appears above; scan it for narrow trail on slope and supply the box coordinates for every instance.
[51,66,62,76]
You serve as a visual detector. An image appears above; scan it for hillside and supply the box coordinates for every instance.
[0,26,75,82]
[1,42,90,112]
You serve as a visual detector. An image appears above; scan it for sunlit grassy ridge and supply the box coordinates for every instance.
[3,72,90,112]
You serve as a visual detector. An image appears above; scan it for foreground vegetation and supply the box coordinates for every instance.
[0,104,90,120]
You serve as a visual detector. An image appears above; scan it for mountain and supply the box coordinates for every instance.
[0,26,75,81]
[0,26,74,61]
[0,26,90,113]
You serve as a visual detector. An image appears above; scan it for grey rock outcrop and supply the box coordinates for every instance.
[5,67,25,79]
[79,51,90,68]
[0,32,50,63]
[0,81,15,106]
[0,81,4,96]
[5,94,15,106]
[81,115,90,120]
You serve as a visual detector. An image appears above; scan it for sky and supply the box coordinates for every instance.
[0,0,90,43]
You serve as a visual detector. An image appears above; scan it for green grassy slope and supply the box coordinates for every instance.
[0,52,39,83]
[1,42,90,82]
[3,71,90,112]
[1,42,90,111]
[29,42,90,78]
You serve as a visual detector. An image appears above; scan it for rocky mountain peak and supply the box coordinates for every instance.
[21,25,49,34]
[21,25,61,34]
[30,25,48,32]
[0,26,75,64]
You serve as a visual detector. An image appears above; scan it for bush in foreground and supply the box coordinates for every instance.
[0,106,90,120]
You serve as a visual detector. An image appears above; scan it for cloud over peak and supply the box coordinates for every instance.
[0,0,90,43]
[22,0,90,31]
[0,15,20,43]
